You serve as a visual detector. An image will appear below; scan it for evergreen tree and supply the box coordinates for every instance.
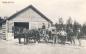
[73,21,81,36]
[66,17,73,35]
[58,17,64,31]
[82,23,86,36]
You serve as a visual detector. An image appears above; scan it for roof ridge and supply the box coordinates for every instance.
[1,4,53,24]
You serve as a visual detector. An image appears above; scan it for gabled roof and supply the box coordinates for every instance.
[0,5,53,24]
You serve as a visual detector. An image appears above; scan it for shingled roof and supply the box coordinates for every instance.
[0,5,53,24]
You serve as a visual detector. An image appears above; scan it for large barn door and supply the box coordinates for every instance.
[14,22,29,38]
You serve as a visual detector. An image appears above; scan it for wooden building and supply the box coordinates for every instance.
[0,5,53,40]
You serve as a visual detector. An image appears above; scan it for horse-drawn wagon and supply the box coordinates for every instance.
[14,26,68,44]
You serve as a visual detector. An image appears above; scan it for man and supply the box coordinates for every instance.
[23,28,28,44]
[42,23,46,29]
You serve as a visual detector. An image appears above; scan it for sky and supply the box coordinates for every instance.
[0,0,86,24]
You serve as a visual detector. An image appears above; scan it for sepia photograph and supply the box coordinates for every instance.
[0,0,86,54]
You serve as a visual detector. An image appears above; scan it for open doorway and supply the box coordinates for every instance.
[14,22,29,38]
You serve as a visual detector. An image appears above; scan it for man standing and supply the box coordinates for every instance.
[42,23,46,29]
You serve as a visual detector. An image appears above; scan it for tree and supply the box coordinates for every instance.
[73,21,81,36]
[66,17,73,27]
[58,17,64,31]
[82,23,86,36]
[59,17,63,24]
[66,17,73,34]
[66,17,75,44]
[0,17,4,29]
[55,17,64,31]
[55,23,58,31]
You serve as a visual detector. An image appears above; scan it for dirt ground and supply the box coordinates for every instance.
[0,39,86,54]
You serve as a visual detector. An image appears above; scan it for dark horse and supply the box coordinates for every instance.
[26,29,40,43]
[14,27,41,44]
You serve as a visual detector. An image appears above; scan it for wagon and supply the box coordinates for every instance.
[57,30,67,44]
[14,26,67,44]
